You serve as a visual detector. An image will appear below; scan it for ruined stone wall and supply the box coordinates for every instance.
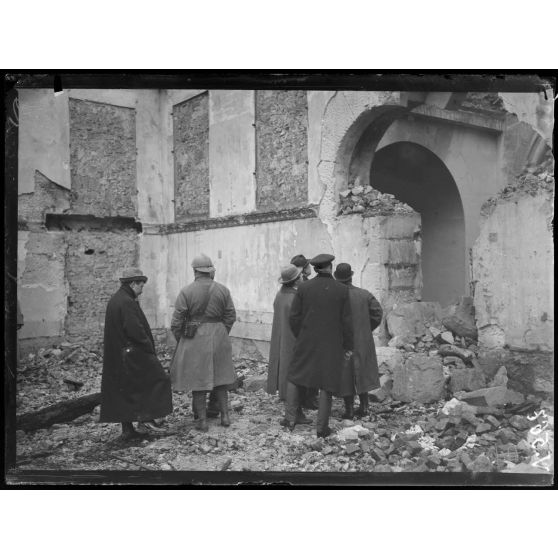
[173,93,209,220]
[69,98,136,217]
[64,229,140,340]
[472,175,554,393]
[255,90,308,210]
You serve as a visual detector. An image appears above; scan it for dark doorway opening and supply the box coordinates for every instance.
[370,141,466,306]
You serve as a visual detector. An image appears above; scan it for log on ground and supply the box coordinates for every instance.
[16,392,102,432]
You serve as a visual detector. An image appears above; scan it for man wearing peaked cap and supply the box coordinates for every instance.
[100,267,173,440]
[170,254,237,432]
[286,253,353,438]
[334,263,383,419]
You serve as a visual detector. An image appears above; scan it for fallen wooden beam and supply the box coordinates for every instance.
[16,392,102,432]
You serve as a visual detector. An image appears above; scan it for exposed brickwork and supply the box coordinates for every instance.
[69,98,136,217]
[18,171,70,224]
[173,93,209,220]
[459,92,506,116]
[255,90,308,210]
[64,229,139,340]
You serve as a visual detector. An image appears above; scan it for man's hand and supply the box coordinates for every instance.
[344,350,353,359]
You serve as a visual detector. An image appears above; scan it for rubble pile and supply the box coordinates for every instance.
[338,183,414,216]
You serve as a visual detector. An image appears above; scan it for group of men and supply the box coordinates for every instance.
[99,251,382,441]
[267,253,382,437]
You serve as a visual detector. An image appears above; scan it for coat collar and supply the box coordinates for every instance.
[120,283,137,299]
[315,272,334,279]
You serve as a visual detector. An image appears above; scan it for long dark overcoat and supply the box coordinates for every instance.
[267,285,297,400]
[287,273,353,393]
[100,283,172,423]
[170,277,236,392]
[337,284,383,396]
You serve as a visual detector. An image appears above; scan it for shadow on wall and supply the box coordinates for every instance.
[370,141,467,307]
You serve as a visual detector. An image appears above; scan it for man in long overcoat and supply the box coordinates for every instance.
[334,263,383,419]
[267,264,312,426]
[100,268,173,440]
[170,254,236,432]
[290,254,319,410]
[287,254,353,437]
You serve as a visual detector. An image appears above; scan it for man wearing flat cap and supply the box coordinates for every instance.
[100,267,173,440]
[287,254,353,437]
[334,263,383,419]
[267,264,312,426]
[170,254,236,432]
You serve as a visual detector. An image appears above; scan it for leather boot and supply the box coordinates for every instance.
[356,392,369,418]
[215,386,231,427]
[207,389,220,418]
[193,391,208,432]
[342,396,354,420]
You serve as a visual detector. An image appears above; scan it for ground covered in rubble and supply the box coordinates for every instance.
[14,341,554,476]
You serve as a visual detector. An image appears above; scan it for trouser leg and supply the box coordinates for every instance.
[342,395,355,419]
[317,390,332,433]
[215,385,230,427]
[192,390,208,432]
[121,422,135,434]
[284,381,300,425]
[358,392,369,417]
[207,389,220,417]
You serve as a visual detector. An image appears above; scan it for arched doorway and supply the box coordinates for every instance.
[370,141,466,306]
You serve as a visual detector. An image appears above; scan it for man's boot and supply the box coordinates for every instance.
[356,392,369,418]
[193,391,208,432]
[207,389,220,418]
[316,390,333,438]
[342,396,354,420]
[215,386,231,427]
[296,407,312,425]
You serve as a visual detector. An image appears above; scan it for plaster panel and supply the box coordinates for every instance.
[19,232,68,339]
[473,191,554,352]
[18,89,70,194]
[209,91,256,217]
[307,92,336,204]
[498,92,554,146]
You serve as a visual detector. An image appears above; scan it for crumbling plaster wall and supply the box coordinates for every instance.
[473,182,554,353]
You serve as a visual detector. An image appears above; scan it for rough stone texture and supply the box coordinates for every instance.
[18,171,71,223]
[474,179,553,359]
[457,386,508,407]
[64,229,139,340]
[173,93,210,220]
[392,354,445,403]
[459,92,506,116]
[449,367,487,393]
[442,296,478,339]
[386,302,442,339]
[69,98,136,217]
[256,90,308,210]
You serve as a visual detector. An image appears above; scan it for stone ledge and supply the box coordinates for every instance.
[146,205,319,235]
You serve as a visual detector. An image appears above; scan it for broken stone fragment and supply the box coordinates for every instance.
[437,344,474,364]
[387,302,443,339]
[508,415,531,430]
[440,331,455,344]
[345,443,359,455]
[489,366,509,388]
[339,189,351,198]
[392,354,445,403]
[476,422,492,434]
[449,366,487,393]
[468,454,493,473]
[485,415,501,428]
[440,397,478,419]
[456,386,508,407]
[244,376,267,392]
[337,427,359,442]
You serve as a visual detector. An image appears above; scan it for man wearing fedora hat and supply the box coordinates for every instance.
[100,267,173,441]
[334,262,383,419]
[170,254,236,432]
[287,254,353,437]
[267,264,312,426]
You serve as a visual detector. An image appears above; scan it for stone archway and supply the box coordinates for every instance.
[370,142,466,306]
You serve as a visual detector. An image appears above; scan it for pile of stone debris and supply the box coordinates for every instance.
[338,183,414,216]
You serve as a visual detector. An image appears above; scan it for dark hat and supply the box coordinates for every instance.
[191,254,215,273]
[290,254,309,268]
[119,267,148,283]
[334,263,353,283]
[309,253,335,269]
[279,265,303,284]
